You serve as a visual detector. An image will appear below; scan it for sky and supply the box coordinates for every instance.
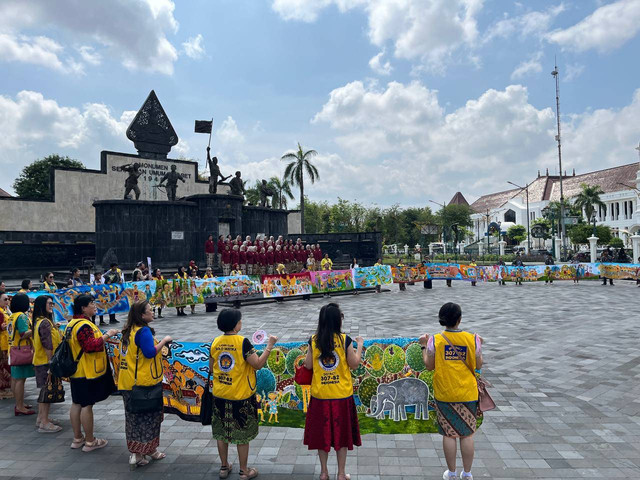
[1,0,640,207]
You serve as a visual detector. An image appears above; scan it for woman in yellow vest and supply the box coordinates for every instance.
[32,295,63,433]
[0,292,12,399]
[7,293,35,415]
[469,259,478,287]
[303,303,364,480]
[66,294,118,452]
[118,300,172,469]
[42,272,57,293]
[209,308,277,480]
[419,302,483,480]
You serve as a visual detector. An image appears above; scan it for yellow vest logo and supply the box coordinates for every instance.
[218,352,235,372]
[318,352,340,371]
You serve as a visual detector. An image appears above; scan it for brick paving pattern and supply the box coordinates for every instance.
[1,280,639,479]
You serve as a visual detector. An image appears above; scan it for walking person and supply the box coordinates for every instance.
[66,294,118,452]
[32,295,64,433]
[7,293,35,415]
[0,292,12,399]
[303,303,363,480]
[118,300,172,469]
[208,309,278,480]
[419,302,483,480]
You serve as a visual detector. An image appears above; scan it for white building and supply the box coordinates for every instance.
[468,161,640,249]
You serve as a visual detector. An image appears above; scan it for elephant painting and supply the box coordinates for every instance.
[366,377,430,421]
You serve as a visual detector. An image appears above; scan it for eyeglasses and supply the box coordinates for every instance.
[46,301,53,305]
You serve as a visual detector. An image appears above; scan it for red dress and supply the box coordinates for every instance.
[221,250,231,265]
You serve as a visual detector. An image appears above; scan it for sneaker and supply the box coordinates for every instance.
[443,470,458,479]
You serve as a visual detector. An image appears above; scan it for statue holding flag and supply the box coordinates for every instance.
[195,119,230,194]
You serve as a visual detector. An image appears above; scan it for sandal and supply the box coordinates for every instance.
[129,454,149,470]
[70,436,85,449]
[320,474,330,480]
[38,422,63,433]
[219,463,232,479]
[150,451,166,461]
[239,467,258,480]
[337,475,351,480]
[82,438,108,452]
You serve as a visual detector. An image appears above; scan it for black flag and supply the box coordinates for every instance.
[194,120,213,134]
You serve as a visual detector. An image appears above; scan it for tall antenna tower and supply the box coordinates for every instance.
[551,59,566,258]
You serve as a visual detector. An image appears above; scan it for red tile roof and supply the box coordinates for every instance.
[0,188,11,198]
[448,191,469,206]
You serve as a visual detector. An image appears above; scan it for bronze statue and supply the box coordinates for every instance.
[259,179,276,207]
[122,163,142,199]
[206,146,230,194]
[228,171,245,198]
[159,164,185,201]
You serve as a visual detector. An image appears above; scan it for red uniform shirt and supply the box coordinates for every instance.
[205,240,215,254]
[221,250,231,264]
[266,251,274,265]
[313,249,322,261]
[274,250,283,263]
[239,251,247,265]
[258,252,266,265]
[247,251,256,264]
[217,239,225,254]
[231,250,240,265]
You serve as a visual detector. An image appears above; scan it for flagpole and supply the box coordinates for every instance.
[207,117,213,149]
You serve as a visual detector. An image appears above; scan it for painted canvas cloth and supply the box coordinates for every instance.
[391,265,430,283]
[261,273,313,297]
[105,337,478,434]
[353,265,393,288]
[310,270,354,293]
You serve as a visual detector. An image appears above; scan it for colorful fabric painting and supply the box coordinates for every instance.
[391,265,430,283]
[261,273,313,297]
[310,270,354,293]
[353,265,393,288]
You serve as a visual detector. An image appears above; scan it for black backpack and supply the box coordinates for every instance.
[50,321,83,378]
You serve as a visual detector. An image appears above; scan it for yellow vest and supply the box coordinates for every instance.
[0,307,8,351]
[209,334,256,401]
[65,318,108,379]
[118,326,163,390]
[43,282,57,293]
[7,312,31,349]
[433,331,478,402]
[310,333,353,399]
[33,317,62,366]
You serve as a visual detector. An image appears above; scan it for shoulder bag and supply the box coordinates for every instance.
[38,373,65,404]
[126,341,164,414]
[9,316,34,366]
[441,333,496,415]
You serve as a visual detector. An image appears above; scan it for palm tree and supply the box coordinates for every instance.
[281,143,319,233]
[244,179,261,206]
[573,182,605,222]
[269,176,294,209]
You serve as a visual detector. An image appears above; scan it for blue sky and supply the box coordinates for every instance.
[1,0,640,206]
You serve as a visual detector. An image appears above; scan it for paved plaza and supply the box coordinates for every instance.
[1,280,639,479]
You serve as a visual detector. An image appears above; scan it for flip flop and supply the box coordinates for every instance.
[82,438,108,452]
[150,451,166,461]
[219,464,232,479]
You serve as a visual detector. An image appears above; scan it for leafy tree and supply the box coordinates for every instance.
[269,175,294,209]
[609,237,624,249]
[281,143,319,233]
[506,225,527,243]
[244,179,261,205]
[531,217,552,240]
[567,224,612,245]
[573,183,605,222]
[13,154,85,199]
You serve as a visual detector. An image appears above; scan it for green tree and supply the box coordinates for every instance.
[244,179,261,205]
[609,237,624,249]
[567,224,612,245]
[302,198,331,234]
[13,154,85,199]
[573,183,605,222]
[506,225,527,243]
[281,143,319,233]
[269,176,294,209]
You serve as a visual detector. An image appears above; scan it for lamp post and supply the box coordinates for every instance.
[507,180,531,253]
[484,209,492,258]
[552,62,566,261]
[542,206,556,259]
[429,200,447,257]
[591,212,597,237]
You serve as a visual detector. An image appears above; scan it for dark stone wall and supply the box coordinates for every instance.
[94,200,199,268]
[242,206,289,239]
[291,232,382,266]
[0,244,95,276]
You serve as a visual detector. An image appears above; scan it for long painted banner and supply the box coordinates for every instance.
[24,266,393,322]
[104,336,473,434]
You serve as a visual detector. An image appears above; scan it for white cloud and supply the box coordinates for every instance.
[547,0,640,52]
[77,45,101,66]
[484,4,565,43]
[182,34,206,59]
[272,0,483,72]
[510,51,543,79]
[0,90,188,193]
[0,0,179,75]
[0,33,83,74]
[368,50,393,75]
[564,63,585,82]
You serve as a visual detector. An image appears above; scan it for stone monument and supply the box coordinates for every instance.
[229,171,245,198]
[126,90,178,159]
[159,164,186,201]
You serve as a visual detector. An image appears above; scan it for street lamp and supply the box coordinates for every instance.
[542,206,556,259]
[429,200,447,255]
[552,61,567,261]
[591,211,597,237]
[507,180,531,253]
